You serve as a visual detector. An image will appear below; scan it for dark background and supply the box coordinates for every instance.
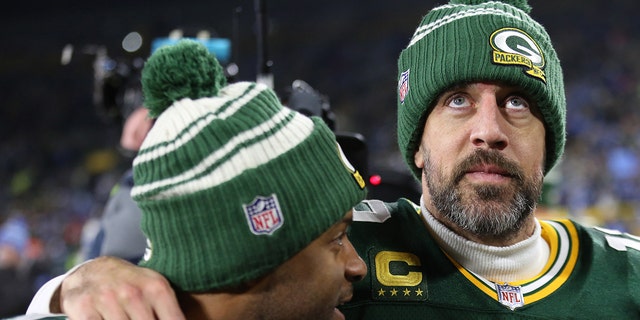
[1,1,640,312]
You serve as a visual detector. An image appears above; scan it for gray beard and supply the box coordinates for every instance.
[424,149,543,239]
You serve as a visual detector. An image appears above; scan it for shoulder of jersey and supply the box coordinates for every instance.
[353,198,420,223]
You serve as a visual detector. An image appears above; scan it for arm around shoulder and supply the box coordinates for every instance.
[26,261,89,314]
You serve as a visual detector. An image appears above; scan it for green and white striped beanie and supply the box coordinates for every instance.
[397,0,566,179]
[132,40,367,292]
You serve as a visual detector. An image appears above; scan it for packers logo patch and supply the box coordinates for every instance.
[490,28,546,83]
[243,194,284,235]
[369,249,428,301]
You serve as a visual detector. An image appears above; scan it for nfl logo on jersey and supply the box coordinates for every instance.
[243,194,284,235]
[496,283,524,310]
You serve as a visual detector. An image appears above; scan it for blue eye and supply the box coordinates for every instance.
[506,96,528,110]
[448,95,471,108]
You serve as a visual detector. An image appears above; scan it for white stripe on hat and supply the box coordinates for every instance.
[132,110,313,199]
[134,82,265,166]
[407,7,525,49]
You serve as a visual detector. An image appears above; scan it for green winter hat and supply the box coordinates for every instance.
[133,39,367,292]
[397,0,566,179]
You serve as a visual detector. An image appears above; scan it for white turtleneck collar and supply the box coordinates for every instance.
[420,196,550,283]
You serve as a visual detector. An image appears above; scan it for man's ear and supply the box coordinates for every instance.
[121,107,153,151]
[414,145,425,169]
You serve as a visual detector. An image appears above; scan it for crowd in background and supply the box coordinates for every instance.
[2,0,640,316]
[552,5,640,234]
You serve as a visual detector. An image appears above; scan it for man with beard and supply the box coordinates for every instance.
[340,0,640,317]
[24,0,640,318]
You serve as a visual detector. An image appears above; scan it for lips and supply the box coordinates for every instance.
[333,307,346,320]
[340,290,353,303]
[333,290,353,319]
[466,163,512,177]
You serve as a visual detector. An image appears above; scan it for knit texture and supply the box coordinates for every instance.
[397,0,566,179]
[133,40,367,292]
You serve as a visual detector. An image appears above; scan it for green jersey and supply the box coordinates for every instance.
[340,199,640,319]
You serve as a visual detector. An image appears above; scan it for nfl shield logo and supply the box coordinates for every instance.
[398,69,410,104]
[496,283,525,310]
[243,194,284,235]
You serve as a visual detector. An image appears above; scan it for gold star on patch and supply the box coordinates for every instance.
[390,288,398,296]
[403,288,411,296]
[415,288,424,296]
[377,288,385,296]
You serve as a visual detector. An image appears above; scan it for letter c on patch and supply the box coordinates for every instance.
[375,251,422,286]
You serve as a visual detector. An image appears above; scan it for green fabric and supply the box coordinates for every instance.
[340,198,640,319]
[396,0,566,179]
[133,40,367,292]
[141,40,227,118]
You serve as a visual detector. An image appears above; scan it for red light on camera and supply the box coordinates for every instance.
[369,174,382,186]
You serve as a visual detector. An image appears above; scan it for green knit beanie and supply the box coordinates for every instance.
[133,39,367,292]
[397,0,566,179]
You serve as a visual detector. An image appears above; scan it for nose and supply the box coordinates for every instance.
[469,98,509,150]
[344,238,367,282]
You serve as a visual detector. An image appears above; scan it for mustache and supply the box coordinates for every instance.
[452,149,525,184]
